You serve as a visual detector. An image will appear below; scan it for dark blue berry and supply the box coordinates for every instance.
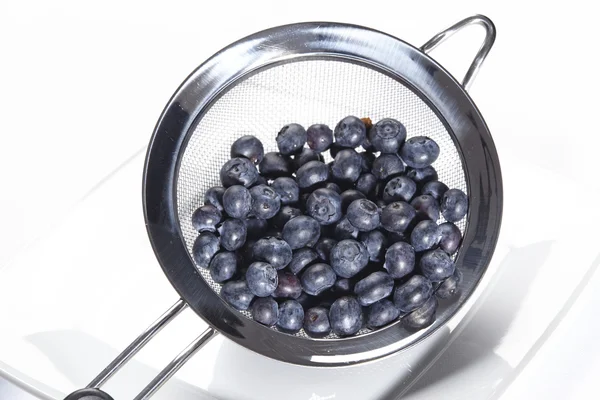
[273,270,302,298]
[330,239,369,278]
[354,271,394,306]
[301,263,337,296]
[393,275,433,313]
[355,173,377,196]
[271,177,299,205]
[259,152,293,178]
[223,185,252,219]
[324,182,341,193]
[296,160,329,189]
[384,242,415,279]
[372,154,405,181]
[230,135,264,164]
[294,147,324,169]
[383,176,417,203]
[249,184,281,219]
[220,157,258,188]
[340,189,366,212]
[331,149,362,182]
[334,116,366,148]
[438,222,462,254]
[404,296,437,330]
[334,217,359,240]
[436,268,462,299]
[333,278,353,294]
[314,237,337,262]
[420,249,455,281]
[272,205,302,229]
[252,237,292,269]
[282,215,321,249]
[329,142,343,159]
[289,247,319,275]
[192,204,222,232]
[307,124,334,152]
[209,251,238,283]
[204,186,226,212]
[306,188,342,225]
[246,262,278,297]
[359,230,388,262]
[329,296,363,336]
[421,181,449,202]
[369,118,407,153]
[253,175,268,187]
[400,136,440,169]
[192,232,220,268]
[406,166,438,187]
[367,299,400,329]
[245,218,268,238]
[252,297,279,326]
[276,123,307,155]
[360,152,376,173]
[277,300,304,333]
[347,199,380,231]
[411,194,440,221]
[221,280,254,310]
[441,188,468,222]
[381,201,416,233]
[304,306,331,337]
[410,220,441,252]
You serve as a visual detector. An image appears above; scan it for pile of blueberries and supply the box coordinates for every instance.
[191,116,467,337]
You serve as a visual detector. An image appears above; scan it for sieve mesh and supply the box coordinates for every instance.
[176,58,467,338]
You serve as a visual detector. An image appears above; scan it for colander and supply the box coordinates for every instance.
[65,14,502,400]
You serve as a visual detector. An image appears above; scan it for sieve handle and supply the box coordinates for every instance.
[421,14,496,91]
[63,299,218,400]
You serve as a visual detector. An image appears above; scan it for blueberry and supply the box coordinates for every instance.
[420,249,455,281]
[410,220,441,252]
[359,230,388,262]
[367,299,400,329]
[192,232,220,268]
[393,275,433,313]
[282,215,321,249]
[438,222,462,254]
[339,189,366,212]
[421,181,449,202]
[359,152,376,173]
[192,204,222,232]
[252,297,279,326]
[240,239,256,265]
[334,217,359,240]
[314,237,337,262]
[384,242,415,279]
[334,116,366,148]
[294,147,324,169]
[304,306,331,337]
[356,173,377,196]
[354,271,394,306]
[276,123,307,155]
[329,296,363,336]
[383,176,417,203]
[271,177,299,206]
[329,142,343,159]
[259,152,293,178]
[331,149,362,182]
[374,156,404,182]
[306,124,333,152]
[246,261,278,297]
[306,188,342,225]
[301,263,337,296]
[406,166,438,187]
[221,280,254,310]
[273,270,302,298]
[220,157,258,188]
[403,296,437,330]
[380,201,416,233]
[289,247,319,275]
[400,136,440,169]
[209,251,238,283]
[204,186,226,212]
[223,185,252,219]
[436,268,462,299]
[441,188,468,222]
[296,160,329,189]
[333,278,353,294]
[272,205,302,229]
[249,184,281,220]
[277,300,304,332]
[230,135,265,164]
[324,182,341,193]
[369,118,407,153]
[252,237,292,269]
[361,136,376,153]
[411,194,440,221]
[330,239,369,278]
[347,199,380,232]
[245,218,268,238]
[296,292,319,309]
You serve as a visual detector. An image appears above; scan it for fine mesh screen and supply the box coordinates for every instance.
[176,59,467,338]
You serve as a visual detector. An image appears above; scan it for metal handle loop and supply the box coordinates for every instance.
[421,14,496,91]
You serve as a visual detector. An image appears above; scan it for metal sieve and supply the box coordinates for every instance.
[65,15,502,400]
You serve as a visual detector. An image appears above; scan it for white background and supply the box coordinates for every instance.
[1,1,600,399]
